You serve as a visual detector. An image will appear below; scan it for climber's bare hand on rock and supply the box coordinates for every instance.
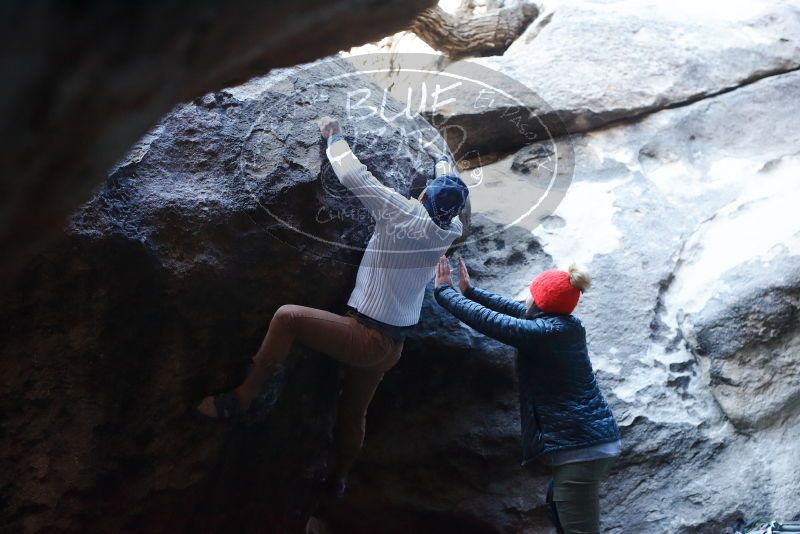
[421,137,443,158]
[435,255,453,286]
[318,116,341,139]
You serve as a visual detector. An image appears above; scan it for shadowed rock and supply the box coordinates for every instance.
[684,252,800,430]
[0,57,441,534]
[0,0,436,288]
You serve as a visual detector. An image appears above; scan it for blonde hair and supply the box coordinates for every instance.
[568,264,591,293]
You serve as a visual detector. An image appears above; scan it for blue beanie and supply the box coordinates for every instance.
[423,175,469,228]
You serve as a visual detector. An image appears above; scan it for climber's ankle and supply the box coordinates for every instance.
[233,386,255,410]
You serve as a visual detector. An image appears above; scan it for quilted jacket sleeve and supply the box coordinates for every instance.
[434,284,550,348]
[464,285,527,317]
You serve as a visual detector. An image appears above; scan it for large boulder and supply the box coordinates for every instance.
[5,2,800,533]
[683,255,800,431]
[364,0,800,157]
[317,66,800,532]
[0,0,436,288]
[0,57,441,533]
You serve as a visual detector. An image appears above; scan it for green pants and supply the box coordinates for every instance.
[552,457,616,534]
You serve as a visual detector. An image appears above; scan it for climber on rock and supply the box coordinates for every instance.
[433,256,621,534]
[196,116,468,498]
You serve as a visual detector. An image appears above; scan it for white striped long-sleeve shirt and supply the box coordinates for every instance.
[326,137,463,326]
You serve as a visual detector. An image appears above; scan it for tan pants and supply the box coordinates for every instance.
[250,305,403,478]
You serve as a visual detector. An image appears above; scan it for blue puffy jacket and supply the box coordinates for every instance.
[434,284,620,465]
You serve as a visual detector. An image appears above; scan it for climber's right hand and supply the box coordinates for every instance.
[318,116,341,140]
[458,257,471,293]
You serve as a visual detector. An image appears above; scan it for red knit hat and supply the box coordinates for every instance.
[529,270,581,315]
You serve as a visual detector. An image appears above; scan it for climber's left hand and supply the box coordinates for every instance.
[318,116,341,139]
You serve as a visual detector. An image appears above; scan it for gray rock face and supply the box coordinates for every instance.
[493,0,800,129]
[0,57,441,533]
[0,0,435,288]
[683,253,800,431]
[400,0,800,156]
[323,61,800,534]
[4,1,800,533]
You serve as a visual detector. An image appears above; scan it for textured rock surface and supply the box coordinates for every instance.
[0,0,435,287]
[354,0,800,157]
[4,1,800,533]
[684,257,800,431]
[0,57,441,533]
[493,0,800,130]
[320,59,800,534]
